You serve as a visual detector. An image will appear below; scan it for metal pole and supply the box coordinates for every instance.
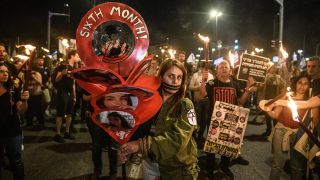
[48,12,51,51]
[279,2,284,43]
[47,11,70,52]
[275,0,284,43]
[215,16,218,40]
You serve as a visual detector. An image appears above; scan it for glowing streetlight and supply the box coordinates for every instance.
[209,10,222,40]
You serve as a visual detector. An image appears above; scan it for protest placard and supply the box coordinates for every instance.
[237,53,270,83]
[204,101,250,159]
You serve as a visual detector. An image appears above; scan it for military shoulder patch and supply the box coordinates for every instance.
[187,109,197,125]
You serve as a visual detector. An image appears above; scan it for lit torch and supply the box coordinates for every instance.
[15,55,29,61]
[287,91,320,148]
[279,44,289,66]
[168,49,176,59]
[61,38,70,56]
[15,44,36,90]
[198,33,210,81]
[228,50,235,68]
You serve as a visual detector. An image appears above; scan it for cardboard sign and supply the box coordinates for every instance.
[204,101,250,159]
[237,53,270,83]
[76,2,149,78]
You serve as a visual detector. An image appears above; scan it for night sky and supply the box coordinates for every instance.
[1,0,320,57]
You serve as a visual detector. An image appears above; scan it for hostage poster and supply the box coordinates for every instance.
[204,101,250,159]
[237,53,270,83]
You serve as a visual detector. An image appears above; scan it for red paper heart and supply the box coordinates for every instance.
[71,57,162,144]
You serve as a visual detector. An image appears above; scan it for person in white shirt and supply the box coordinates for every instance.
[189,62,214,141]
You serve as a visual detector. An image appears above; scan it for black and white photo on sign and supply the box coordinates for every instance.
[237,53,270,83]
[204,101,250,158]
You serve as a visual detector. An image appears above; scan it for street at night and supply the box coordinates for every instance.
[2,111,290,180]
[1,1,320,180]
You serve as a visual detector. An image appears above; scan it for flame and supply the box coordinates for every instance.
[15,55,29,61]
[61,39,70,48]
[198,34,210,43]
[41,47,49,53]
[280,44,288,59]
[168,49,175,59]
[228,50,235,68]
[287,92,300,122]
[268,61,274,67]
[16,44,36,55]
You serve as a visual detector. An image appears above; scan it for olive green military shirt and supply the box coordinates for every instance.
[147,97,199,178]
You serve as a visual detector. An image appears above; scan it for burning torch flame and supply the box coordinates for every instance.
[15,55,29,61]
[41,47,50,53]
[16,44,36,56]
[287,91,300,122]
[268,61,274,67]
[198,34,210,43]
[228,50,235,68]
[280,44,289,59]
[168,49,176,59]
[61,39,70,48]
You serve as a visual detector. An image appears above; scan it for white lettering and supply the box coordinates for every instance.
[84,21,93,29]
[137,35,148,39]
[122,9,130,18]
[88,13,96,22]
[94,8,104,19]
[126,13,137,23]
[108,5,148,40]
[110,6,121,16]
[136,26,146,34]
[134,18,143,26]
[80,30,90,38]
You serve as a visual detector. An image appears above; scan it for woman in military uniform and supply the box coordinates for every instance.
[120,59,199,180]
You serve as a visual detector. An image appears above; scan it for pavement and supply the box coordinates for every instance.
[1,109,291,180]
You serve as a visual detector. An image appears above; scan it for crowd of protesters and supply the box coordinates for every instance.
[0,41,320,180]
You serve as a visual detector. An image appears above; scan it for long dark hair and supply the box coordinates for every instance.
[291,74,311,100]
[0,62,13,90]
[157,59,187,116]
[97,93,133,109]
[107,112,131,129]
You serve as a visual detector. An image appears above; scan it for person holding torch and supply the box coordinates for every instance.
[260,74,319,179]
[0,61,29,180]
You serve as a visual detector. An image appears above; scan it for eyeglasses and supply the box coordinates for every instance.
[0,70,9,74]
